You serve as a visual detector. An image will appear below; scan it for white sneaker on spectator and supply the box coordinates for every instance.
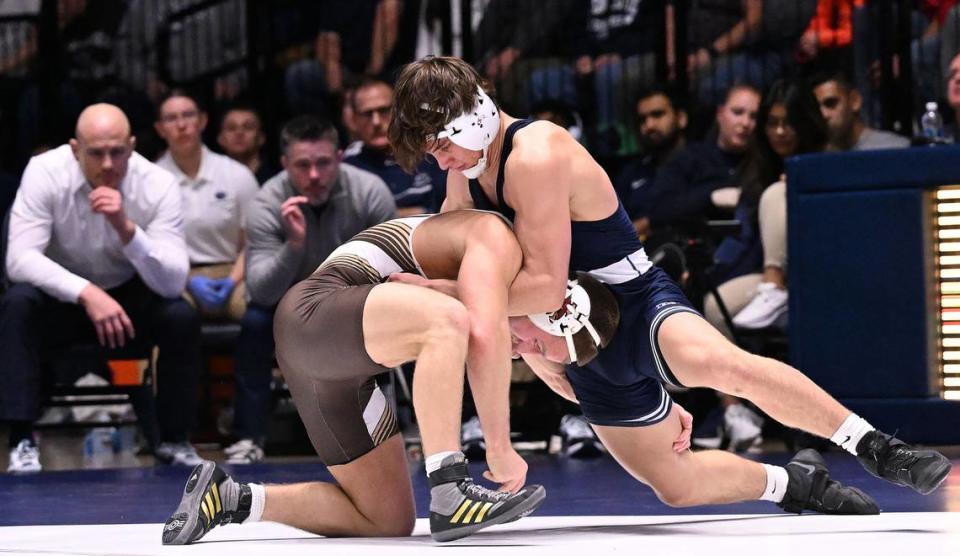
[224,438,264,464]
[559,414,605,458]
[460,416,486,460]
[155,442,203,466]
[724,404,764,453]
[7,439,41,473]
[732,282,788,329]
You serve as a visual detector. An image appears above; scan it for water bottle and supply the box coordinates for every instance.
[83,427,116,459]
[920,101,948,145]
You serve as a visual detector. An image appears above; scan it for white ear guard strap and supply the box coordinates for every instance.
[528,279,601,363]
[564,332,578,364]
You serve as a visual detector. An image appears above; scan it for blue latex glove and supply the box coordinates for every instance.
[188,275,225,309]
[207,277,236,308]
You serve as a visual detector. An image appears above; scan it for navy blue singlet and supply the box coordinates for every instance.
[469,119,700,427]
[469,120,643,273]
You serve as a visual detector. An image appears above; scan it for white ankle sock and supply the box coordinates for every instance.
[829,413,875,455]
[247,483,265,522]
[425,451,462,476]
[759,464,789,503]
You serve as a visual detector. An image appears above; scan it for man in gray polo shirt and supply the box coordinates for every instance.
[231,115,396,463]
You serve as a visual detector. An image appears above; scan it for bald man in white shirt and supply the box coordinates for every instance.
[0,103,203,473]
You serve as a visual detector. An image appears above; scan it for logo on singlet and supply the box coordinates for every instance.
[655,301,678,310]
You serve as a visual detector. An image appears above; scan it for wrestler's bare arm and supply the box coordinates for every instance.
[504,141,573,316]
[457,222,527,491]
[387,273,459,299]
[440,172,473,212]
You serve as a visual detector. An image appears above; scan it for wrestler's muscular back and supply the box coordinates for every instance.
[412,210,520,280]
[474,118,620,222]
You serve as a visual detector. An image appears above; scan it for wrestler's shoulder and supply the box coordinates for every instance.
[511,122,576,166]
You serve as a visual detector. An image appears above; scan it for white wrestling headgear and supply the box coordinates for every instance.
[421,86,500,179]
[528,278,602,364]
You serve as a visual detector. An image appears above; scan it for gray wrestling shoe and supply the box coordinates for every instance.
[162,461,252,545]
[428,454,546,542]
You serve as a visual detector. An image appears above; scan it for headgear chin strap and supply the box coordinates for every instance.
[422,86,500,179]
[527,278,602,364]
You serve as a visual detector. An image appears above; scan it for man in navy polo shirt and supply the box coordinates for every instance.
[343,77,446,215]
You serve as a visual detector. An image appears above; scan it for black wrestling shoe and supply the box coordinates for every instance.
[428,455,546,542]
[856,430,952,495]
[162,461,252,545]
[778,449,880,515]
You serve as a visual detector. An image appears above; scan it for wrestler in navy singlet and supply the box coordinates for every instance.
[469,119,700,427]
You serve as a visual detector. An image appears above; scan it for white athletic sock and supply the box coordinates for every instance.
[829,413,875,455]
[759,464,789,503]
[425,451,463,476]
[247,483,266,522]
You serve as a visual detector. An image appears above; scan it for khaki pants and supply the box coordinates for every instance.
[183,263,247,321]
[704,180,788,338]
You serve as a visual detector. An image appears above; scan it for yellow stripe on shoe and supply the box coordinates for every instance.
[463,501,482,523]
[200,498,212,522]
[474,502,493,523]
[204,493,215,519]
[211,483,222,513]
[450,500,472,523]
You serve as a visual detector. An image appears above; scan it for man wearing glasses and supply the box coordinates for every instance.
[343,77,447,215]
[0,103,202,472]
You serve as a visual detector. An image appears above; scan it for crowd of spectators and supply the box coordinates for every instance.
[0,0,955,471]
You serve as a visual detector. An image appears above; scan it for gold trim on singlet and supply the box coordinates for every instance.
[352,220,420,273]
[322,253,381,284]
[316,220,422,282]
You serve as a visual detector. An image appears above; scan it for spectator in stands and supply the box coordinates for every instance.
[0,103,202,472]
[217,103,279,185]
[810,70,911,151]
[708,79,827,334]
[795,0,856,73]
[529,98,584,140]
[232,115,396,463]
[613,85,688,240]
[473,0,585,116]
[154,90,259,330]
[342,77,446,215]
[642,84,761,238]
[913,1,960,114]
[945,51,960,140]
[284,0,403,116]
[113,0,248,104]
[527,0,669,152]
[687,0,816,106]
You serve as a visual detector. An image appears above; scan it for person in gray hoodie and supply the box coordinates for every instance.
[227,115,396,464]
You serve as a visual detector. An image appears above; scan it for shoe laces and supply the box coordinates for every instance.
[462,479,511,502]
[869,431,919,478]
